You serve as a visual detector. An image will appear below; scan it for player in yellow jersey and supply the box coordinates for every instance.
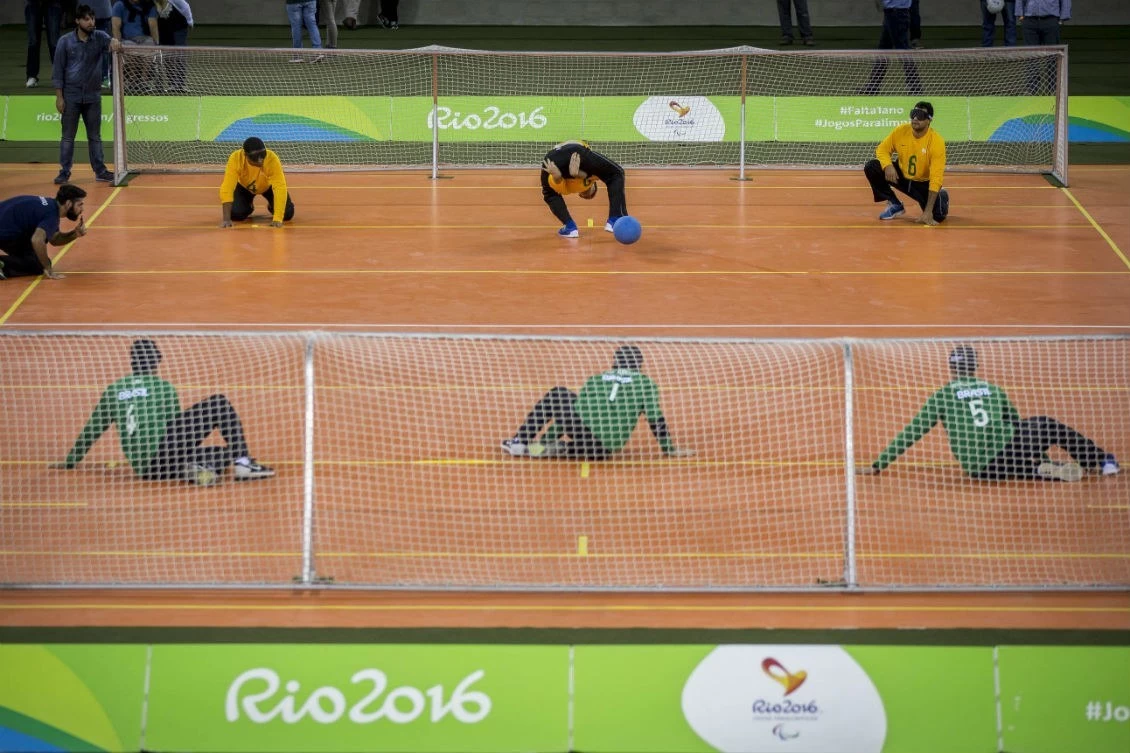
[540,140,628,238]
[863,101,949,225]
[219,137,294,229]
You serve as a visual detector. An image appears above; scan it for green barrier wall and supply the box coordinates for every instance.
[1,643,1128,752]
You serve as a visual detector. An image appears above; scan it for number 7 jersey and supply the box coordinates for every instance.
[873,377,1021,475]
[575,368,666,453]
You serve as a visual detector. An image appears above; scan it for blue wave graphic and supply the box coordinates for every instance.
[989,118,1129,143]
[216,120,366,143]
[0,726,66,753]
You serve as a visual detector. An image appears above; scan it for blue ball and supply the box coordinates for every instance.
[613,216,642,245]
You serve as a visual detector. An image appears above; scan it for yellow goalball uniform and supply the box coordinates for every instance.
[875,123,947,192]
[547,175,596,196]
[219,149,289,223]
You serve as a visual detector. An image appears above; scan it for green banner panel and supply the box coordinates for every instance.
[0,644,147,753]
[574,644,996,753]
[999,646,1130,753]
[144,644,569,753]
[3,95,1127,144]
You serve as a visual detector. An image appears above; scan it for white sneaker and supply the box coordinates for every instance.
[501,438,527,456]
[234,461,276,481]
[289,57,303,63]
[26,77,38,88]
[1037,461,1083,483]
[312,54,325,63]
[528,440,565,458]
[1101,455,1121,476]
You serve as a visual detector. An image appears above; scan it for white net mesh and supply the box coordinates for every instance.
[114,45,1067,179]
[2,333,1124,589]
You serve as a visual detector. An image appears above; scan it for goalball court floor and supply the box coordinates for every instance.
[0,164,1128,633]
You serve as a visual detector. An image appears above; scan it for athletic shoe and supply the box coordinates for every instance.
[184,463,221,487]
[1037,461,1084,483]
[779,36,793,45]
[501,438,528,456]
[878,201,905,221]
[101,77,111,89]
[234,461,276,481]
[376,14,391,28]
[802,38,816,46]
[389,21,399,29]
[26,77,38,88]
[343,16,357,29]
[604,216,623,232]
[0,260,6,281]
[95,171,114,183]
[936,187,949,220]
[558,221,579,238]
[288,57,303,63]
[1101,454,1121,476]
[53,172,70,185]
[312,54,325,63]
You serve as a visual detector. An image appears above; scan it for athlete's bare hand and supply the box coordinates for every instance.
[541,158,562,180]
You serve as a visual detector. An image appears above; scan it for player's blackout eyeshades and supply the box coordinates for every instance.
[909,108,932,121]
[246,150,267,161]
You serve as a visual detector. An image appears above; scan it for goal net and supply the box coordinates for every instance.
[112,44,1069,183]
[2,333,1124,589]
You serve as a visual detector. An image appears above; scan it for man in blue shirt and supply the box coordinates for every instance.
[111,0,158,44]
[53,4,121,185]
[0,184,87,281]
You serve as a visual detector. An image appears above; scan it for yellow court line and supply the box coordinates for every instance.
[1,604,1126,614]
[3,550,1126,561]
[89,223,1091,231]
[129,184,1059,191]
[109,203,1081,210]
[0,187,122,327]
[57,268,1124,278]
[1062,187,1130,271]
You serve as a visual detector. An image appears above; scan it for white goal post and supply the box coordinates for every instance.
[1,332,1124,591]
[110,44,1069,184]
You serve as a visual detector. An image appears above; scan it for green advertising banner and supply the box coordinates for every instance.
[144,644,569,753]
[4,95,1127,144]
[999,646,1130,753]
[573,644,998,753]
[0,644,147,752]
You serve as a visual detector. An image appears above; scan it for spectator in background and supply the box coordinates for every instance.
[376,0,398,29]
[53,4,120,185]
[909,0,923,48]
[342,0,360,29]
[862,0,922,95]
[320,0,337,47]
[26,0,65,88]
[89,0,112,88]
[1017,0,1070,45]
[153,0,192,92]
[286,0,324,62]
[111,0,158,45]
[982,0,1017,47]
[776,0,814,46]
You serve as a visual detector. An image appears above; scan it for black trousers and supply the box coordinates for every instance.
[142,394,251,479]
[862,8,922,95]
[515,386,610,459]
[863,159,948,222]
[973,416,1108,480]
[0,238,45,277]
[231,184,295,222]
[540,144,627,225]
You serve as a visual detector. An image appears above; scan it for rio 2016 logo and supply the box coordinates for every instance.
[225,668,492,725]
[427,106,547,130]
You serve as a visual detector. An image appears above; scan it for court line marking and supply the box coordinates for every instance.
[108,203,1082,209]
[55,268,1126,276]
[2,604,1126,614]
[1061,187,1130,272]
[0,187,122,327]
[121,184,1062,191]
[10,323,1127,329]
[3,550,1126,560]
[89,223,1094,230]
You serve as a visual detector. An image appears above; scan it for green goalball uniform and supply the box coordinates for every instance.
[574,369,674,453]
[64,374,181,474]
[873,377,1021,475]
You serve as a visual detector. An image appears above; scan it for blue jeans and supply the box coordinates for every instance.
[26,0,63,78]
[59,98,107,177]
[981,0,1016,46]
[287,1,322,49]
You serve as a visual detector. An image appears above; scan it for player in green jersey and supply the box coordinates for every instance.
[860,345,1120,482]
[501,345,694,460]
[52,339,275,486]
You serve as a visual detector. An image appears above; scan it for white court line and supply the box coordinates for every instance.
[4,323,1129,330]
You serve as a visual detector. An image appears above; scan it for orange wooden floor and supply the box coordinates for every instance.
[1,164,1128,630]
